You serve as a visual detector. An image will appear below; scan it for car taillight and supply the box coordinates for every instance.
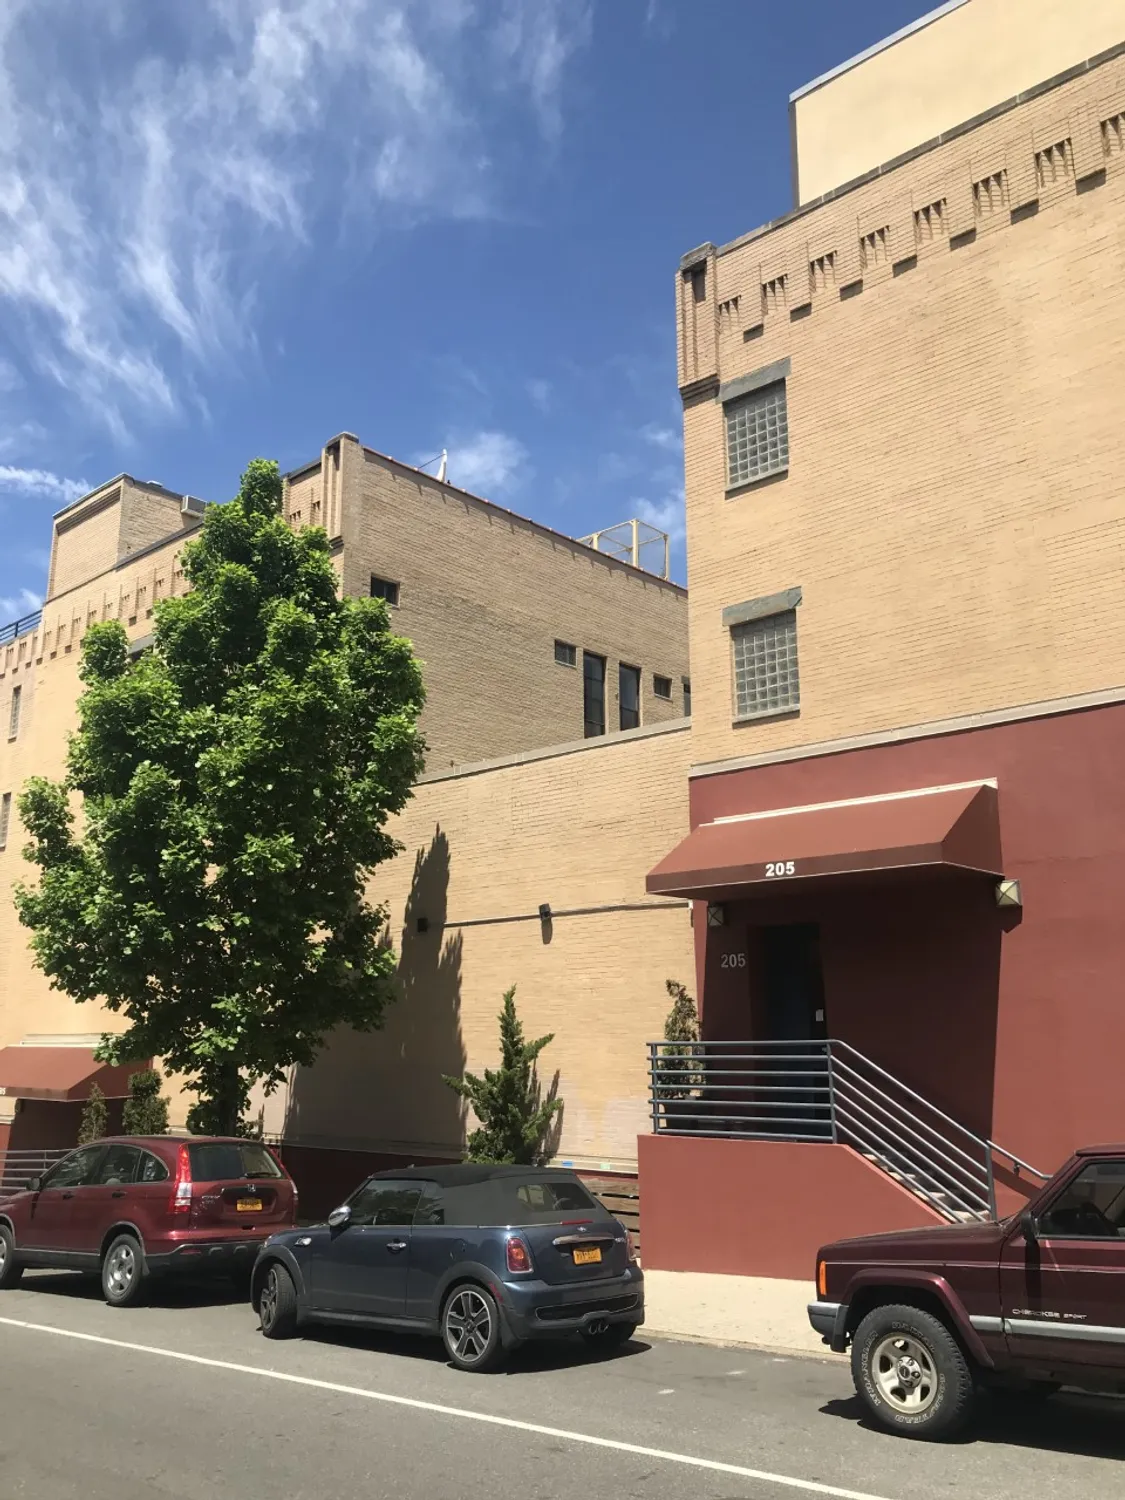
[506,1236,533,1274]
[817,1259,827,1298]
[170,1144,193,1215]
[624,1225,638,1263]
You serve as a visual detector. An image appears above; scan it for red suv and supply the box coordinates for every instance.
[808,1143,1125,1439]
[0,1135,297,1306]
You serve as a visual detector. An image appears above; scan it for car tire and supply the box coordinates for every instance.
[0,1225,23,1289]
[581,1322,638,1352]
[102,1233,147,1308]
[258,1262,299,1340]
[441,1284,507,1373]
[851,1304,976,1441]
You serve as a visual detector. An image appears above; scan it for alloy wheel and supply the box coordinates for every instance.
[260,1268,281,1330]
[0,1234,7,1274]
[445,1288,493,1366]
[106,1241,137,1298]
[869,1333,938,1415]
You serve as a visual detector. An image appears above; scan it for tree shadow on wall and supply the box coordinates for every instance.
[284,826,467,1158]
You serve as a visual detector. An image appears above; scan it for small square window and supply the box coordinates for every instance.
[725,381,789,488]
[554,640,577,668]
[653,674,673,701]
[370,576,400,606]
[732,610,800,719]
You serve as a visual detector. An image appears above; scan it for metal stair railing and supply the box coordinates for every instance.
[0,1149,66,1191]
[647,1037,1049,1223]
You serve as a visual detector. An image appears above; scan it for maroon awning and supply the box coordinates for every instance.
[0,1047,141,1102]
[646,782,1001,899]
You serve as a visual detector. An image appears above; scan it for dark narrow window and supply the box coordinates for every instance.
[370,575,400,606]
[619,664,640,731]
[583,652,606,738]
[683,679,692,717]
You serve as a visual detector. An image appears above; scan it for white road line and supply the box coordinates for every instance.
[0,1315,894,1500]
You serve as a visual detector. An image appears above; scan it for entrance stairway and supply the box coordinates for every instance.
[647,1036,1049,1223]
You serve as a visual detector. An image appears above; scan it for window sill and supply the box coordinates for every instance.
[732,706,800,728]
[726,467,788,499]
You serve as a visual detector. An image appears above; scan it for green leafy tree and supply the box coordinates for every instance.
[16,459,425,1134]
[444,986,562,1164]
[77,1083,108,1145]
[121,1069,170,1136]
[655,979,702,1101]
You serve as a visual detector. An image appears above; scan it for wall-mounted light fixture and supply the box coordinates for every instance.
[995,878,1022,909]
[538,903,552,922]
[707,903,726,927]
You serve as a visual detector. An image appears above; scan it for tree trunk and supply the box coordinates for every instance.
[213,1060,244,1136]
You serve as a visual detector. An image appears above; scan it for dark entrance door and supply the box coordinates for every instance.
[763,924,827,1041]
[761,924,829,1137]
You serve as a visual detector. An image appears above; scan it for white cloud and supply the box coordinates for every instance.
[527,378,552,413]
[635,490,686,546]
[447,430,529,495]
[0,585,42,620]
[0,356,22,392]
[0,465,89,505]
[641,422,682,453]
[0,1,591,435]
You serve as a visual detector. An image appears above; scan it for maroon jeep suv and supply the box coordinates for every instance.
[808,1144,1125,1439]
[0,1135,297,1306]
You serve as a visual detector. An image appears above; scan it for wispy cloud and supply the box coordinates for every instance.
[0,465,89,505]
[635,490,686,546]
[0,1,591,436]
[641,422,682,453]
[0,585,43,620]
[527,378,552,413]
[446,430,529,495]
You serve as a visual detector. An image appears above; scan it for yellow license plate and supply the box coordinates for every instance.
[237,1198,263,1212]
[573,1246,602,1265]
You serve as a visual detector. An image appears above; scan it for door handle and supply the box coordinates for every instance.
[386,1240,407,1253]
[61,1192,74,1199]
[111,1190,127,1199]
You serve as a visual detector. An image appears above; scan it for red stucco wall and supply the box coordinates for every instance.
[638,1134,945,1278]
[689,702,1125,1178]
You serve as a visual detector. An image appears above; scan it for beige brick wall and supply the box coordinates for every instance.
[794,0,1125,204]
[282,435,690,771]
[683,52,1125,771]
[48,486,123,599]
[0,530,196,1058]
[281,723,695,1170]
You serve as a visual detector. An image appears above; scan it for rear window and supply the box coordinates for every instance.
[188,1142,283,1182]
[490,1177,601,1226]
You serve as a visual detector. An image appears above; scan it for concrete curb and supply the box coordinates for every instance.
[642,1325,833,1361]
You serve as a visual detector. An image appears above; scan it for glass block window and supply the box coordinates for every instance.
[554,640,577,667]
[732,610,799,718]
[8,684,21,739]
[725,382,789,488]
[0,792,10,850]
[653,674,673,701]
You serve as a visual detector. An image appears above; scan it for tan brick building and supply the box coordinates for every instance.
[0,439,689,1158]
[640,0,1125,1277]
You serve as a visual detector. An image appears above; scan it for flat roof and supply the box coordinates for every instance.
[790,0,972,102]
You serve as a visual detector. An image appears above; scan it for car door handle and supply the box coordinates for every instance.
[111,1190,127,1199]
[61,1192,74,1199]
[386,1240,407,1253]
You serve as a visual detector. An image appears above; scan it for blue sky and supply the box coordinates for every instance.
[0,0,929,613]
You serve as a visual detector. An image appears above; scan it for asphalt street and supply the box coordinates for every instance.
[2,1272,1124,1500]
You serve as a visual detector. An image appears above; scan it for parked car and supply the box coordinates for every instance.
[250,1163,643,1370]
[807,1143,1125,1439]
[0,1134,297,1307]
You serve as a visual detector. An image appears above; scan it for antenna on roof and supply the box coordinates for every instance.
[437,449,448,484]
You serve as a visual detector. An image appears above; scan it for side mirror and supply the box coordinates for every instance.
[27,1177,41,1192]
[327,1204,352,1230]
[1019,1208,1038,1243]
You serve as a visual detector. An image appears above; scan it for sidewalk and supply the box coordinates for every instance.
[642,1268,828,1358]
